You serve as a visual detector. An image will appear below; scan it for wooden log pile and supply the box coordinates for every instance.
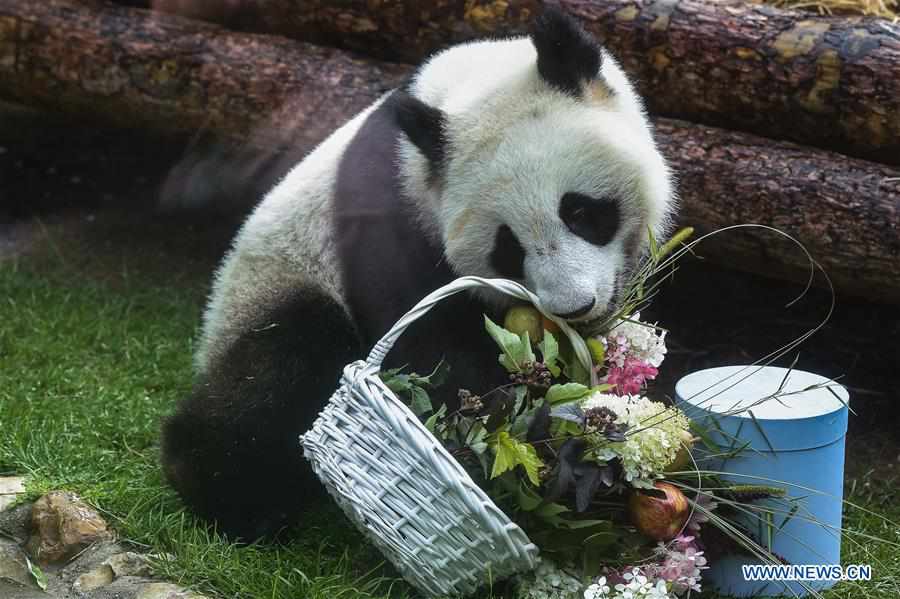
[1,0,898,301]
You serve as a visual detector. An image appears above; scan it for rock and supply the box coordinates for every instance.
[73,551,155,592]
[58,539,126,584]
[136,582,208,599]
[106,552,154,578]
[0,477,26,512]
[0,503,33,544]
[24,491,112,565]
[0,538,37,588]
[73,564,115,592]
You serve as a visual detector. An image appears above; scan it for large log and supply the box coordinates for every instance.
[659,120,900,302]
[0,0,409,151]
[1,0,898,301]
[120,0,900,166]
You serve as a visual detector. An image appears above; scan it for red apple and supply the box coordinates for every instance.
[628,482,690,541]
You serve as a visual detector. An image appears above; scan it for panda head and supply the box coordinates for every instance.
[392,7,675,324]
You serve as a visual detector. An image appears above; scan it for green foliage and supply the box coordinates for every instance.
[490,432,543,486]
[5,229,898,599]
[25,556,48,591]
[484,316,535,373]
[381,360,449,417]
[537,332,561,377]
[0,263,409,599]
[545,383,592,405]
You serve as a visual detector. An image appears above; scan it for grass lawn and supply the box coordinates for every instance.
[1,216,898,599]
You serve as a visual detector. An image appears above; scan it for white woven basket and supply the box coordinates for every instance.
[300,277,594,597]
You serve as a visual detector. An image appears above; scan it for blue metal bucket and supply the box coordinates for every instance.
[675,366,850,597]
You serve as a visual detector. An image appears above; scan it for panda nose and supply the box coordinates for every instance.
[553,298,596,320]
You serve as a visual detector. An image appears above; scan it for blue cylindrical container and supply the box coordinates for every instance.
[675,366,850,597]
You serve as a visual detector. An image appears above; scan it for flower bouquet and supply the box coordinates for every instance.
[382,304,788,598]
[303,226,858,599]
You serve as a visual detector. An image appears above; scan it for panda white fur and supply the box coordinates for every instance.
[161,8,675,541]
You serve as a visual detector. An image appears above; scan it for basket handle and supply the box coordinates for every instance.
[365,276,596,384]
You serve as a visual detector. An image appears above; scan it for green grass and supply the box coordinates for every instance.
[0,253,410,599]
[1,229,898,599]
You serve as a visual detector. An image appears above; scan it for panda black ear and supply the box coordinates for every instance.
[531,5,602,95]
[389,91,447,169]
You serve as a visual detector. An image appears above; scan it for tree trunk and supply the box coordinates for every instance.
[1,0,898,300]
[658,120,900,302]
[0,0,409,151]
[117,0,900,166]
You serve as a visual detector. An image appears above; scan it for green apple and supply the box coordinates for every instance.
[504,305,543,342]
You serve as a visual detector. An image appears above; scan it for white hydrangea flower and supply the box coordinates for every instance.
[581,393,691,484]
[516,559,585,599]
[584,576,611,599]
[602,569,676,599]
[647,580,672,599]
[600,313,668,368]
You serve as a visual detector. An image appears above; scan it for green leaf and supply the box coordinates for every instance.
[535,501,570,521]
[380,366,406,379]
[383,373,412,394]
[538,332,561,377]
[545,383,591,405]
[25,556,47,591]
[489,431,544,486]
[485,316,525,372]
[465,421,490,456]
[557,518,614,530]
[485,316,534,372]
[559,345,592,386]
[465,421,487,446]
[410,359,450,388]
[424,404,447,434]
[517,482,544,512]
[408,386,432,417]
[521,331,536,361]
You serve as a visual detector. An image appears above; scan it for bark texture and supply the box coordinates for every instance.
[658,120,900,301]
[118,0,900,165]
[0,0,409,151]
[1,0,898,299]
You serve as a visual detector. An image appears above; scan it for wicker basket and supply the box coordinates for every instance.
[300,277,594,597]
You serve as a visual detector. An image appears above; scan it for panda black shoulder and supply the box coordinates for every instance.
[332,89,452,347]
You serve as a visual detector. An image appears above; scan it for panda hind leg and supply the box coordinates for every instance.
[160,288,362,542]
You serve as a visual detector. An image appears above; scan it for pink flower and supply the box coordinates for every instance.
[603,357,659,396]
[652,535,708,594]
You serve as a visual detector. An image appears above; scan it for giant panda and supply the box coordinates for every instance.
[161,7,675,542]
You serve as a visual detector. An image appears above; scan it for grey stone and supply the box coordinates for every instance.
[0,538,37,588]
[0,580,48,599]
[0,477,26,512]
[135,582,208,599]
[59,541,126,582]
[105,552,154,578]
[72,551,155,592]
[73,564,115,592]
[0,502,33,543]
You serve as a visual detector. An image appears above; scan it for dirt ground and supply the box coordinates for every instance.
[3,100,898,480]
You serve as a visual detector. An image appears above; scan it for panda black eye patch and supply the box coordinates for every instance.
[490,225,526,280]
[559,192,620,247]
